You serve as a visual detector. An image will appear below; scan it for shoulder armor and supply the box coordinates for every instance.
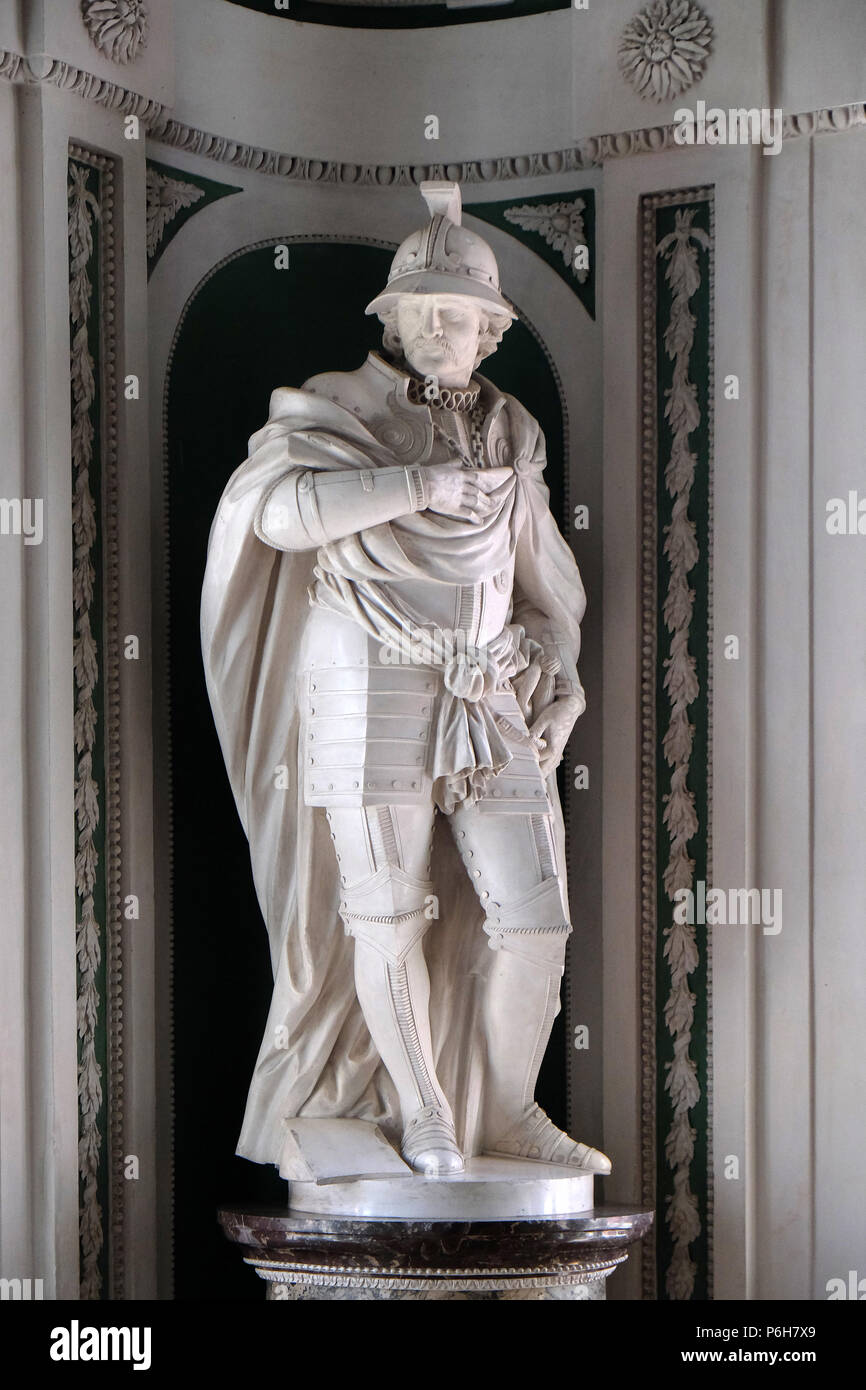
[301,359,385,418]
[476,379,544,475]
[266,384,303,420]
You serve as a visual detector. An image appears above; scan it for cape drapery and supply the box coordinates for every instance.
[200,375,586,1165]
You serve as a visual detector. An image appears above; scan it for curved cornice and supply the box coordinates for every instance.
[3,49,865,185]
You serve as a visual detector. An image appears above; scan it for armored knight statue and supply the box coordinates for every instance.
[201,182,611,1181]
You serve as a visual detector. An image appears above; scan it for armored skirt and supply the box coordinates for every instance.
[299,604,553,816]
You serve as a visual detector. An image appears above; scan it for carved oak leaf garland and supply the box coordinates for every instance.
[503,199,589,284]
[619,0,713,104]
[145,167,205,258]
[81,0,149,66]
[69,160,105,1301]
[656,207,709,1301]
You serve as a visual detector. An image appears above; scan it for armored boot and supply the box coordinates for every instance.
[341,863,464,1176]
[480,880,611,1175]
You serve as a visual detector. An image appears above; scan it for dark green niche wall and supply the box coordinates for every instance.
[227,0,570,30]
[167,240,566,1298]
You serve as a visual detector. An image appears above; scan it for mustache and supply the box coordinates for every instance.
[409,334,458,361]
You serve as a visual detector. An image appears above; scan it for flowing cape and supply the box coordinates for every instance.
[200,379,585,1164]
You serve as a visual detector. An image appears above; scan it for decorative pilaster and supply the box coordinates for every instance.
[68,145,124,1300]
[640,187,714,1301]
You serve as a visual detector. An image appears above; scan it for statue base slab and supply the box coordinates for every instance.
[283,1156,594,1219]
[218,1202,654,1301]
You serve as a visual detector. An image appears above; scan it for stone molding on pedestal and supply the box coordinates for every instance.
[219,1205,652,1301]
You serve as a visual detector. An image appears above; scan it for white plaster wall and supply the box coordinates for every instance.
[0,76,82,1300]
[0,75,42,1294]
[778,0,866,113]
[754,131,815,1302]
[809,127,866,1299]
[172,0,574,166]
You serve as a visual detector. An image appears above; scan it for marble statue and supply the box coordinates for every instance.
[201,182,611,1183]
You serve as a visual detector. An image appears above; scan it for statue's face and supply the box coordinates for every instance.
[395,294,484,388]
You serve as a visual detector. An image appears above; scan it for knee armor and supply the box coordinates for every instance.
[482,878,572,972]
[339,863,435,967]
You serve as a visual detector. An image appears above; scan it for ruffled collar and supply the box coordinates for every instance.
[377,353,481,412]
[405,374,481,413]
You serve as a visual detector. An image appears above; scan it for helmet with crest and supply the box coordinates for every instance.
[365,182,516,320]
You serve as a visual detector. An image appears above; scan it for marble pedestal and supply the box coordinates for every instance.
[219,1187,654,1301]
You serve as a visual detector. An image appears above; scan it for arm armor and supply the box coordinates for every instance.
[255,464,427,552]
